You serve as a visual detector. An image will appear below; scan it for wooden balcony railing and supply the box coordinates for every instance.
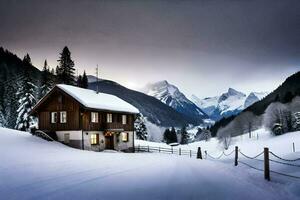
[104,122,132,131]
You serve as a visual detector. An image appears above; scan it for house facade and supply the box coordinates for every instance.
[31,84,139,152]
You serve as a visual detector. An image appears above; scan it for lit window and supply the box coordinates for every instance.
[51,112,57,123]
[122,115,127,125]
[91,134,99,145]
[122,132,129,142]
[60,111,67,123]
[107,113,112,123]
[64,133,70,144]
[91,112,99,123]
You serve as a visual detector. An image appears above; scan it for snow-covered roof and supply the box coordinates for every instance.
[56,84,139,114]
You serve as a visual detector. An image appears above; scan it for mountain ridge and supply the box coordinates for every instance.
[141,80,208,123]
[191,88,268,121]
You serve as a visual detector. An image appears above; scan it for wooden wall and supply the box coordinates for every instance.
[37,88,135,132]
[82,111,134,131]
[37,89,80,131]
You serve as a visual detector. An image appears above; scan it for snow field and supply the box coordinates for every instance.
[0,128,299,200]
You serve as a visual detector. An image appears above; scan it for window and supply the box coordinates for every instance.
[107,113,112,123]
[64,133,70,144]
[91,134,99,145]
[121,132,129,142]
[51,112,57,123]
[60,111,67,123]
[91,112,99,123]
[122,115,127,125]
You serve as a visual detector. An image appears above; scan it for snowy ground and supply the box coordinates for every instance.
[0,128,300,200]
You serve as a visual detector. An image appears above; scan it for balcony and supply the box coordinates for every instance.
[104,122,132,131]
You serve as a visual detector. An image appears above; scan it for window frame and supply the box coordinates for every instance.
[121,132,129,142]
[91,112,99,123]
[122,115,127,125]
[51,112,57,123]
[60,111,67,123]
[107,113,113,123]
[90,133,99,145]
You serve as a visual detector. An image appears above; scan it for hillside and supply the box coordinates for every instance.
[210,71,300,136]
[0,47,44,128]
[1,127,299,200]
[88,80,196,127]
[142,80,208,123]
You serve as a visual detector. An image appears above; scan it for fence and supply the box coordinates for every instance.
[135,145,199,158]
[206,146,300,181]
[135,144,300,181]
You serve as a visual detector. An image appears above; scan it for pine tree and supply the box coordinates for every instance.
[163,127,178,144]
[180,125,189,144]
[15,62,37,131]
[56,46,75,85]
[5,81,19,129]
[38,60,53,100]
[77,75,83,87]
[23,53,32,65]
[169,127,178,143]
[82,70,88,88]
[163,128,171,143]
[134,113,148,140]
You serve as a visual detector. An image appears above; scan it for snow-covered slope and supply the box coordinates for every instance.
[1,127,299,200]
[192,88,268,120]
[142,80,208,123]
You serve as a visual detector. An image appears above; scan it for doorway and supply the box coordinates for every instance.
[105,135,114,149]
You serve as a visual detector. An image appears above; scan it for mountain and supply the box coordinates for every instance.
[191,88,268,121]
[86,75,102,83]
[210,71,300,136]
[88,80,198,127]
[141,80,208,123]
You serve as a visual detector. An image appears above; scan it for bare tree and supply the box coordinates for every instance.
[217,125,232,150]
[263,102,293,135]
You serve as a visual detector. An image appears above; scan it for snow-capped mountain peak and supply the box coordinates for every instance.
[191,89,268,121]
[142,81,208,123]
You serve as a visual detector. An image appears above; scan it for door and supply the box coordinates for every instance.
[105,135,114,149]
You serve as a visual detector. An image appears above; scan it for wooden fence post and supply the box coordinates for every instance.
[179,148,181,155]
[148,145,150,152]
[159,147,161,153]
[190,150,192,158]
[197,147,202,159]
[264,147,270,181]
[205,150,207,159]
[171,146,173,154]
[235,146,238,166]
[293,142,295,152]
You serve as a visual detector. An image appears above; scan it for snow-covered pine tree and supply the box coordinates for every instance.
[180,125,189,144]
[38,60,53,100]
[134,113,148,140]
[293,112,300,131]
[15,57,37,131]
[3,76,19,129]
[56,46,76,85]
[0,76,5,126]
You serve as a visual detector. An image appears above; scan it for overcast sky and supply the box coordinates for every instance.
[0,0,299,98]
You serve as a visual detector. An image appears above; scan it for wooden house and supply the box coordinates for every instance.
[31,84,139,152]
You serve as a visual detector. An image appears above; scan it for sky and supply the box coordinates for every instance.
[0,0,299,98]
